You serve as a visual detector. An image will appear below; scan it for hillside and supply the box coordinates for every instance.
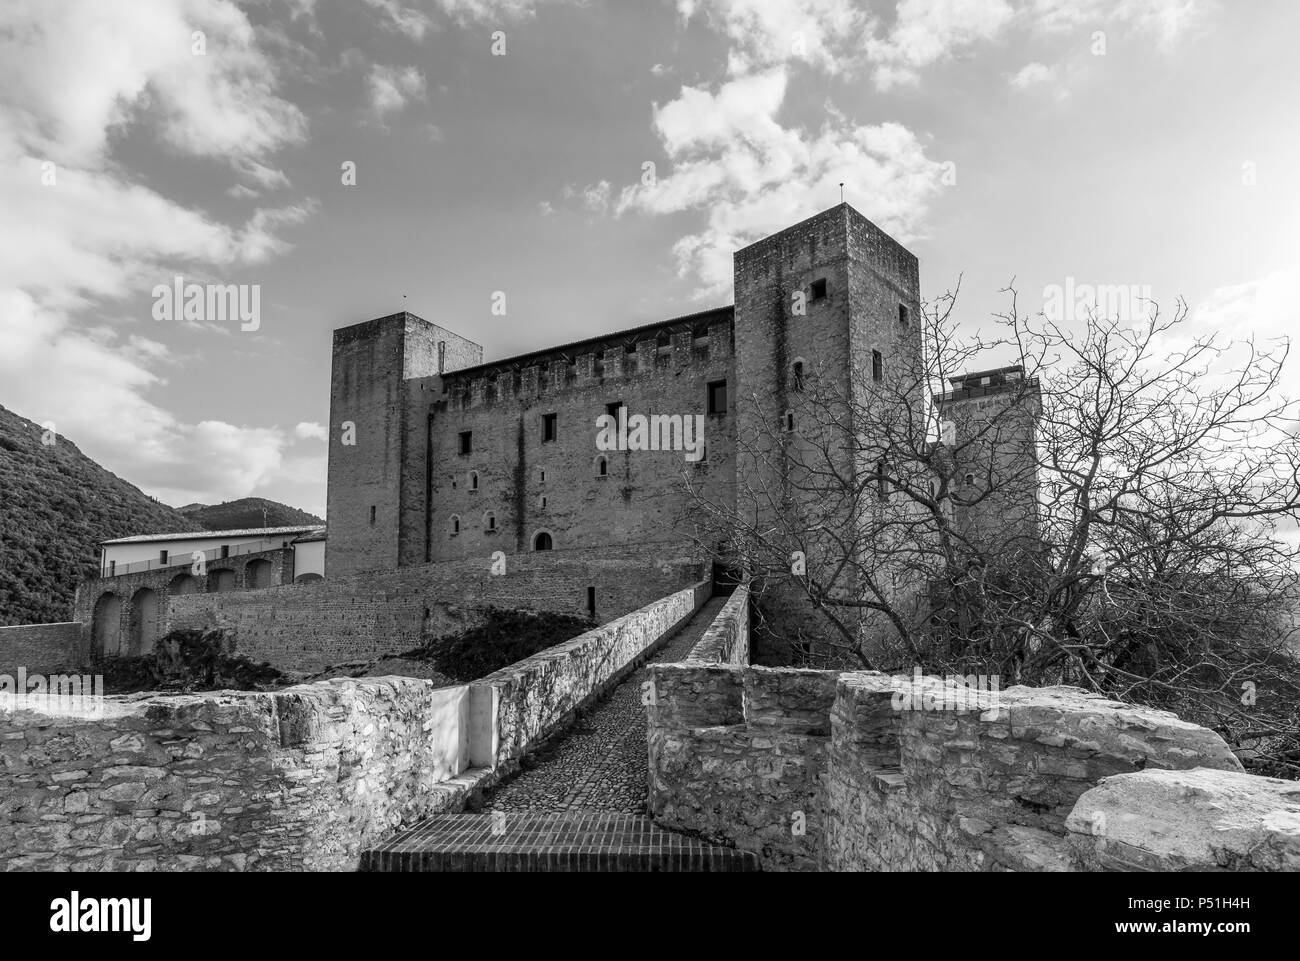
[179,497,323,531]
[0,404,197,625]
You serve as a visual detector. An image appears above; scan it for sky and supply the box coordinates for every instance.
[1,0,1297,519]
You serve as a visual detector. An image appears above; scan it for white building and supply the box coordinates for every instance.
[100,526,326,579]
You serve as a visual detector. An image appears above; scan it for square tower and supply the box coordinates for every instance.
[732,204,923,659]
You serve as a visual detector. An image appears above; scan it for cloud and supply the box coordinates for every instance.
[563,180,613,214]
[0,0,316,507]
[615,69,947,295]
[1025,0,1219,52]
[363,0,436,38]
[1009,61,1057,89]
[867,0,1016,90]
[368,64,427,119]
[675,0,876,76]
[293,422,328,441]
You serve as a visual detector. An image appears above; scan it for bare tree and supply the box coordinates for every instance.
[682,286,1300,775]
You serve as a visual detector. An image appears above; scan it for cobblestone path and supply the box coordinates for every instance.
[480,595,728,815]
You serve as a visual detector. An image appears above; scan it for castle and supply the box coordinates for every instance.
[66,203,1040,666]
[323,202,1040,656]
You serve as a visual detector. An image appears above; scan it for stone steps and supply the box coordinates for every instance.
[360,812,759,872]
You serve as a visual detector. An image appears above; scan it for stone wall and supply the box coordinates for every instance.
[168,545,705,673]
[648,598,1300,871]
[684,584,749,665]
[471,581,707,768]
[0,677,469,872]
[0,622,80,676]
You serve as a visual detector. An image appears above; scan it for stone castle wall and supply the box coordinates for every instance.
[0,622,80,677]
[0,584,712,872]
[168,545,705,673]
[647,588,1300,871]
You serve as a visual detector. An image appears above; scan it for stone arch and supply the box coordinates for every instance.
[294,573,324,585]
[128,588,161,656]
[533,530,554,551]
[245,558,274,589]
[169,572,199,596]
[91,592,122,657]
[207,568,237,593]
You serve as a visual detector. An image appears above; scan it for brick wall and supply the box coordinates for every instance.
[0,622,80,676]
[168,545,706,673]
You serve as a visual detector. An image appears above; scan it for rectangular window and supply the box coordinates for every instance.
[707,380,727,415]
[605,400,624,421]
[221,545,230,559]
[872,350,883,382]
[109,560,116,576]
[542,412,557,442]
[159,550,168,565]
[898,303,909,326]
[369,505,376,526]
[587,586,597,619]
[459,431,472,455]
[810,278,827,300]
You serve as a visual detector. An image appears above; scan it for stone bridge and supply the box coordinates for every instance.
[2,580,1297,872]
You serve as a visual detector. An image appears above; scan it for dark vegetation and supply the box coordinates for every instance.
[0,403,321,626]
[0,404,195,626]
[399,608,596,682]
[98,629,289,694]
[179,497,323,531]
[101,610,596,693]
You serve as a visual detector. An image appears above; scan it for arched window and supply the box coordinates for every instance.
[469,471,479,491]
[449,515,461,535]
[484,511,496,532]
[533,531,553,551]
[965,473,975,488]
[594,454,608,477]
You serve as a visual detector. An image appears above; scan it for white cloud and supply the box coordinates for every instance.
[368,64,428,119]
[868,0,1016,90]
[564,180,613,214]
[1025,0,1219,52]
[0,0,316,507]
[1009,61,1057,88]
[363,0,436,39]
[616,69,947,295]
[293,421,328,441]
[676,0,876,76]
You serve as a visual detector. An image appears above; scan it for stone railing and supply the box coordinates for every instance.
[0,581,712,872]
[684,584,749,665]
[469,581,706,768]
[647,636,1300,871]
[0,677,468,872]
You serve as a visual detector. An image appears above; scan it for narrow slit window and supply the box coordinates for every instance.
[872,350,883,382]
[542,412,557,442]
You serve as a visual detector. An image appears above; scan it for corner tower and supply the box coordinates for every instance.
[325,312,482,578]
[732,204,924,657]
